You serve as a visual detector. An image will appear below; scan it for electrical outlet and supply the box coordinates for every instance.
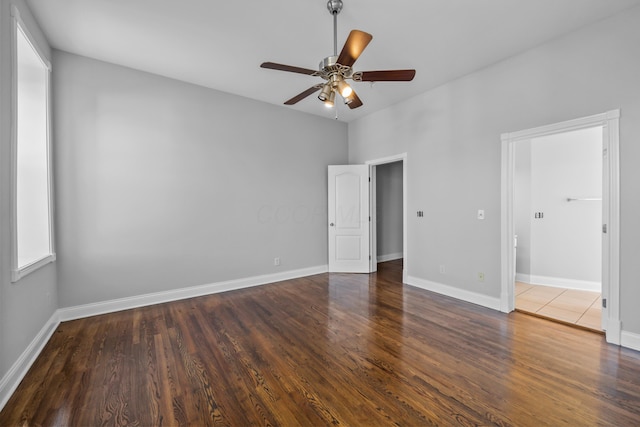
[274,257,280,266]
[439,265,446,274]
[477,272,485,282]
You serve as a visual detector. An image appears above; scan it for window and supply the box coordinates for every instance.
[11,7,55,282]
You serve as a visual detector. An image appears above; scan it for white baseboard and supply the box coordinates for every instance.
[406,276,502,311]
[377,252,403,263]
[621,331,640,352]
[0,312,60,411]
[58,264,328,322]
[0,265,327,412]
[517,274,601,292]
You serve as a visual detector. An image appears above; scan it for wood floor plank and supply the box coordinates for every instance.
[2,260,640,426]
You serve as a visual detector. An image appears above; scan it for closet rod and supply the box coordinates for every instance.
[566,198,602,202]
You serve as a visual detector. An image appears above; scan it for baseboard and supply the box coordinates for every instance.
[58,264,328,322]
[377,252,403,263]
[406,276,502,311]
[0,312,60,412]
[621,331,640,352]
[518,274,601,292]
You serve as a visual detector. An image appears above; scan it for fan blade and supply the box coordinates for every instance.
[355,69,416,82]
[337,30,373,67]
[261,62,318,76]
[284,85,324,105]
[346,90,363,109]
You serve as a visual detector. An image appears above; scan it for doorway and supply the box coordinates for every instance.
[500,110,621,345]
[327,153,407,281]
[513,127,602,331]
[373,161,404,274]
[367,153,408,283]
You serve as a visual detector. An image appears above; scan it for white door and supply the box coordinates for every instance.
[328,165,371,273]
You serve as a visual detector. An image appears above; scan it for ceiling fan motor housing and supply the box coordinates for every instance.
[319,56,353,79]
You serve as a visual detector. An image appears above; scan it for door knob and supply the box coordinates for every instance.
[330,223,335,227]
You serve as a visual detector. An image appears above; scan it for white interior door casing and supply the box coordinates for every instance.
[501,109,620,345]
[328,165,370,273]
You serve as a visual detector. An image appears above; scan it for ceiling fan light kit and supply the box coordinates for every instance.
[260,0,416,110]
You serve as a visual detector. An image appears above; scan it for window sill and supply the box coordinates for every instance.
[11,253,57,283]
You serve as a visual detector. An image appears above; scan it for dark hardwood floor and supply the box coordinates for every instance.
[2,259,640,426]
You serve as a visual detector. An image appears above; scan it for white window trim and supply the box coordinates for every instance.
[10,5,56,283]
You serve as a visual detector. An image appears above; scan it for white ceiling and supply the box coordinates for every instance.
[25,0,640,122]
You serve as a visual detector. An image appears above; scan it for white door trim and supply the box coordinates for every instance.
[366,153,408,283]
[500,110,621,345]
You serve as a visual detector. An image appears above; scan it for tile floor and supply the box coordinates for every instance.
[515,282,602,331]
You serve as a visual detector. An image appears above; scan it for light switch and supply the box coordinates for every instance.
[477,209,485,220]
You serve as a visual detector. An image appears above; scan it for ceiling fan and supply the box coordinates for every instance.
[260,0,416,110]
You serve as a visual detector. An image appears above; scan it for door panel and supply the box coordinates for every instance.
[328,165,370,273]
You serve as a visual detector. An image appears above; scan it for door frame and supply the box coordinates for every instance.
[366,153,408,283]
[500,110,620,344]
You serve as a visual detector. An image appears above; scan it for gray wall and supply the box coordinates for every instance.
[0,0,58,383]
[53,51,348,308]
[348,5,640,335]
[376,161,403,260]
